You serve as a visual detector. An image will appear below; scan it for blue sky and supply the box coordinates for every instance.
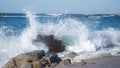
[0,0,120,14]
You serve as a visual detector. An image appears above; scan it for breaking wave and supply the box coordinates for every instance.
[0,10,120,67]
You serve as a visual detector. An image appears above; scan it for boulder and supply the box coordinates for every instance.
[2,50,63,68]
[2,50,45,68]
[32,60,43,68]
[59,59,71,65]
[49,39,64,52]
[33,35,65,52]
[64,52,77,58]
[49,54,62,64]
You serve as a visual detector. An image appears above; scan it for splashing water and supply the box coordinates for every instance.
[0,10,48,67]
[0,10,120,67]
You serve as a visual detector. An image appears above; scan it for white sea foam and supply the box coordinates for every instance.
[0,10,120,67]
[0,10,48,67]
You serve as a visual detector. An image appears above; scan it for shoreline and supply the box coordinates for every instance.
[2,50,120,68]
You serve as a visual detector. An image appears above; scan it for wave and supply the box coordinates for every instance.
[47,13,63,16]
[0,10,120,67]
[0,15,62,18]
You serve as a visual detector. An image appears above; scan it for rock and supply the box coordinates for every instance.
[32,60,43,68]
[50,39,65,52]
[40,58,50,67]
[33,35,65,52]
[59,59,71,65]
[115,14,120,16]
[2,50,45,68]
[64,52,77,58]
[0,14,5,16]
[20,62,32,68]
[27,50,45,59]
[2,58,17,68]
[49,54,62,64]
[2,50,63,68]
[39,54,62,67]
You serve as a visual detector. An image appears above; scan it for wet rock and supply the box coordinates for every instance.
[49,39,64,52]
[2,50,63,68]
[64,52,77,58]
[49,54,62,64]
[33,35,65,52]
[59,59,71,65]
[39,54,62,67]
[2,50,45,68]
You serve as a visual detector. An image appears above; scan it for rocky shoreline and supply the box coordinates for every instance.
[2,50,120,68]
[2,50,72,68]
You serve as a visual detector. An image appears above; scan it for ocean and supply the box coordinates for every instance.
[0,11,120,67]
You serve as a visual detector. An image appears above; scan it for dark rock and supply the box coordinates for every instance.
[49,39,64,52]
[37,50,45,59]
[49,54,62,64]
[115,14,120,16]
[33,35,65,52]
[59,59,71,65]
[0,14,5,16]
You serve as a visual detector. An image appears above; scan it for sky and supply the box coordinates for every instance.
[0,0,120,14]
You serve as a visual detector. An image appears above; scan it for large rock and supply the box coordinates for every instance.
[2,58,17,68]
[2,50,45,68]
[33,35,65,52]
[49,54,62,64]
[2,50,64,68]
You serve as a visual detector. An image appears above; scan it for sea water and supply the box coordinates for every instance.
[0,10,120,67]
